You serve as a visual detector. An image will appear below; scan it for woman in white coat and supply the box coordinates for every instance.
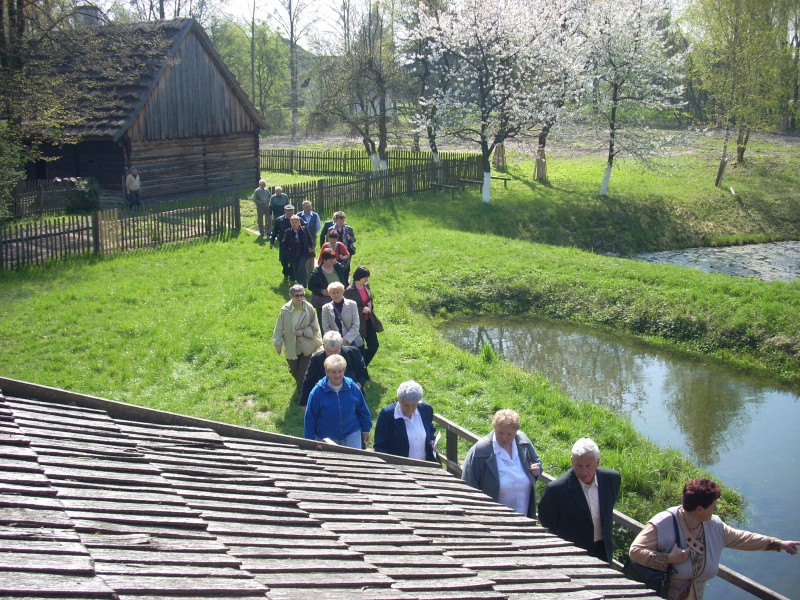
[320,281,361,349]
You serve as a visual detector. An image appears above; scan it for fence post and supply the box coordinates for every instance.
[91,211,101,255]
[406,166,414,196]
[289,150,295,174]
[205,200,212,236]
[234,194,241,231]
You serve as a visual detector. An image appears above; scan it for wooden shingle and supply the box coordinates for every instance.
[0,380,658,600]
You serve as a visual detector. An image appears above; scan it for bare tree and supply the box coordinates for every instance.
[273,0,315,140]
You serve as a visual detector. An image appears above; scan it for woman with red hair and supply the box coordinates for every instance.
[628,478,798,599]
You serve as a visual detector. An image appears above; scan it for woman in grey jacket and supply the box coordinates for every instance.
[462,409,542,518]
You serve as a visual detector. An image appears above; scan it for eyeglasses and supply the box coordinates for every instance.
[293,293,305,297]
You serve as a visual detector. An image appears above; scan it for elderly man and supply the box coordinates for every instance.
[538,437,621,563]
[299,331,368,409]
[269,186,289,222]
[252,179,270,236]
[125,166,141,209]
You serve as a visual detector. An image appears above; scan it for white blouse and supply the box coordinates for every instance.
[492,433,531,515]
[394,402,427,460]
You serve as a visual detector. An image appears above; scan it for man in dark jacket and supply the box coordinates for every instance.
[270,205,311,282]
[299,331,368,409]
[538,437,621,563]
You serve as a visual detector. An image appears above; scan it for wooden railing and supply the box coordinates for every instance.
[432,412,791,600]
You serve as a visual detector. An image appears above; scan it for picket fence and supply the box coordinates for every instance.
[260,148,481,175]
[1,193,240,271]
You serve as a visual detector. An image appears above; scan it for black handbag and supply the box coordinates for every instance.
[622,512,681,598]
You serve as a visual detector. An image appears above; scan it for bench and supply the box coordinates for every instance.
[491,176,511,189]
[431,183,458,198]
[459,179,483,187]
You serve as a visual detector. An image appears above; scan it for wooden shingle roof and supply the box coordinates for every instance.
[0,378,657,599]
[51,18,266,141]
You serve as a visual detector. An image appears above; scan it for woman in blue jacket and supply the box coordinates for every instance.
[374,381,437,462]
[304,354,371,449]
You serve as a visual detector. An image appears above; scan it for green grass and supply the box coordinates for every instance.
[0,231,742,558]
[3,129,798,560]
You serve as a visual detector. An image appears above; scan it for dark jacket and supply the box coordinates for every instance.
[282,225,312,260]
[461,431,542,519]
[299,345,368,407]
[343,282,383,337]
[537,467,621,562]
[373,401,437,462]
[307,262,349,297]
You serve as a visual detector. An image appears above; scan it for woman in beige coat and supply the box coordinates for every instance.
[273,284,322,394]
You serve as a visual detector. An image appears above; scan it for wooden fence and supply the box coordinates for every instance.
[1,193,240,271]
[9,179,90,218]
[273,158,482,217]
[260,148,482,175]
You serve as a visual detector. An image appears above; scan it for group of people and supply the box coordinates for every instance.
[259,181,798,599]
[459,412,797,599]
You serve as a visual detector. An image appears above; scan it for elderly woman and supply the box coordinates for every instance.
[272,284,322,394]
[308,249,348,314]
[344,265,382,367]
[461,409,542,518]
[628,478,799,600]
[321,281,361,347]
[374,381,437,462]
[304,354,372,449]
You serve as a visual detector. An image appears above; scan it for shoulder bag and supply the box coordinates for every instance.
[622,512,681,598]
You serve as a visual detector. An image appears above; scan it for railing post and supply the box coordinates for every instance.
[446,428,460,476]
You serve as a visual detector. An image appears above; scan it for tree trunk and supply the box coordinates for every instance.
[534,124,550,181]
[715,120,732,187]
[599,164,612,197]
[481,144,491,204]
[600,85,618,196]
[492,143,505,170]
[735,125,750,164]
[535,147,547,181]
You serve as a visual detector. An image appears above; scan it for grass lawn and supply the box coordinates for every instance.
[2,127,798,558]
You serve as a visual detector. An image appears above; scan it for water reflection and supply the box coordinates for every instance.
[441,316,800,599]
[450,319,764,467]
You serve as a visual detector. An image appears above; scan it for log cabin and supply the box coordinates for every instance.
[29,18,266,206]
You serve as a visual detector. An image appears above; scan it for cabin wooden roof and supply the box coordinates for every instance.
[0,378,657,599]
[54,18,266,142]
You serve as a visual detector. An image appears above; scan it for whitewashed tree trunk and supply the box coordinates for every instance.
[370,153,380,174]
[482,171,491,204]
[599,164,612,196]
[380,159,388,172]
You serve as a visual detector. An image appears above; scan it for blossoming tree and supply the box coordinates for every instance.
[409,0,585,203]
[586,0,684,196]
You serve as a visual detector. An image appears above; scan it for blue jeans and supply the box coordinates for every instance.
[324,429,362,449]
[292,256,308,286]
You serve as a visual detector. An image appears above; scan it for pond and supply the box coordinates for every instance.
[441,316,800,600]
[635,240,800,282]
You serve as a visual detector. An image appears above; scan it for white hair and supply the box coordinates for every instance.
[571,437,600,460]
[396,380,424,404]
[322,331,343,350]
